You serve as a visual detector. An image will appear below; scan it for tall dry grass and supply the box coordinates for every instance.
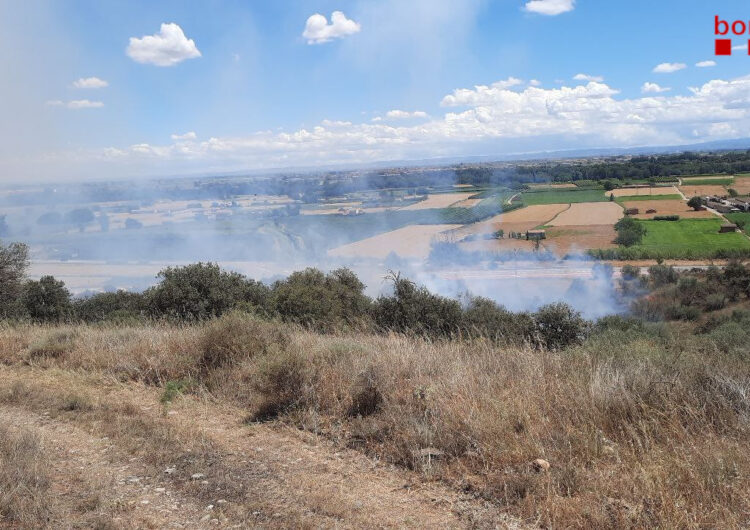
[0,315,747,528]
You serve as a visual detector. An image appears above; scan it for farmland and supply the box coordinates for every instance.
[609,186,680,197]
[621,199,717,219]
[547,202,622,226]
[521,189,606,204]
[624,218,750,258]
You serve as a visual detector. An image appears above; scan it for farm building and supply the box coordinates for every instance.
[525,229,546,241]
[729,199,750,212]
[625,208,639,215]
[719,223,738,233]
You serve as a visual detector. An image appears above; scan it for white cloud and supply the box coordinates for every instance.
[529,79,541,87]
[732,43,747,51]
[641,82,670,94]
[36,74,750,178]
[303,11,360,44]
[171,131,197,141]
[573,73,603,82]
[652,62,686,73]
[126,23,201,66]
[46,99,103,109]
[67,100,104,109]
[524,0,575,16]
[73,77,108,89]
[385,110,429,119]
[695,60,716,68]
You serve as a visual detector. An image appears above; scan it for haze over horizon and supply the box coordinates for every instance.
[3,0,750,182]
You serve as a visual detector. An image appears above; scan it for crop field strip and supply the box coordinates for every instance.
[520,189,607,205]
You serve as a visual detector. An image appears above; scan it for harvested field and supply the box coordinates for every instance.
[452,197,483,208]
[547,202,622,226]
[679,185,728,197]
[543,224,617,253]
[622,199,718,219]
[327,224,460,259]
[609,186,680,197]
[451,204,568,239]
[681,175,732,181]
[399,193,474,210]
[731,176,750,195]
[458,238,536,253]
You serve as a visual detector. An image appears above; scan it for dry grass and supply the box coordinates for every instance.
[623,199,718,219]
[0,318,748,528]
[610,186,680,197]
[327,224,461,259]
[0,425,51,527]
[679,185,728,197]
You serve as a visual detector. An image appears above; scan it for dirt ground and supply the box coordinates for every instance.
[609,186,680,197]
[543,224,617,254]
[399,193,475,210]
[452,197,483,208]
[678,185,728,197]
[452,204,569,240]
[547,202,622,226]
[0,367,518,529]
[328,224,461,259]
[622,199,718,219]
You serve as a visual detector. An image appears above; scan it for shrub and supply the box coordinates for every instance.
[620,264,641,280]
[27,330,77,360]
[73,290,146,323]
[145,262,270,320]
[648,264,678,287]
[372,273,463,337]
[247,348,308,422]
[664,304,701,321]
[533,302,588,350]
[653,215,679,221]
[461,296,535,344]
[271,268,371,332]
[0,241,28,318]
[198,311,290,370]
[703,293,727,311]
[160,379,195,403]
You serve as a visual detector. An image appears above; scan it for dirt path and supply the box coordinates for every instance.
[0,367,521,529]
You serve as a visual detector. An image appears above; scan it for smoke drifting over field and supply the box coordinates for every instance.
[0,168,632,319]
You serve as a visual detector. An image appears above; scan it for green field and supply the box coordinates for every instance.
[726,212,750,232]
[589,218,750,259]
[614,194,683,203]
[680,177,734,186]
[521,189,606,205]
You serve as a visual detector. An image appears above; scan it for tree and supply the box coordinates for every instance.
[533,303,588,350]
[687,196,703,211]
[614,216,647,247]
[22,276,71,322]
[0,241,29,317]
[65,208,95,232]
[728,188,739,197]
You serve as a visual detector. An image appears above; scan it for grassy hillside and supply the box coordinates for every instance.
[0,310,747,528]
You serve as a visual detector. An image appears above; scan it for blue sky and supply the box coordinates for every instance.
[2,0,750,180]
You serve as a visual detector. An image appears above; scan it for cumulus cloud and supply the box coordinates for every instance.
[303,11,361,44]
[641,82,670,93]
[384,110,429,119]
[529,79,541,87]
[573,73,603,82]
[732,43,747,51]
[126,23,201,66]
[37,74,750,178]
[695,60,716,68]
[524,0,575,16]
[171,131,197,141]
[653,62,686,73]
[73,76,108,89]
[46,99,103,109]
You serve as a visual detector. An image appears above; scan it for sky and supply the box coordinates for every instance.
[2,0,750,181]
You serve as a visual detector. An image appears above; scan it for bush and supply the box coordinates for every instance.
[533,302,588,350]
[648,264,678,287]
[0,242,28,318]
[73,290,146,323]
[27,330,77,360]
[271,268,371,332]
[247,348,308,421]
[620,264,641,280]
[372,273,463,337]
[460,296,535,344]
[198,311,290,370]
[145,262,270,320]
[653,215,679,221]
[664,304,701,321]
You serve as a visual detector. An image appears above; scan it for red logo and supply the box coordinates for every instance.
[715,16,749,55]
